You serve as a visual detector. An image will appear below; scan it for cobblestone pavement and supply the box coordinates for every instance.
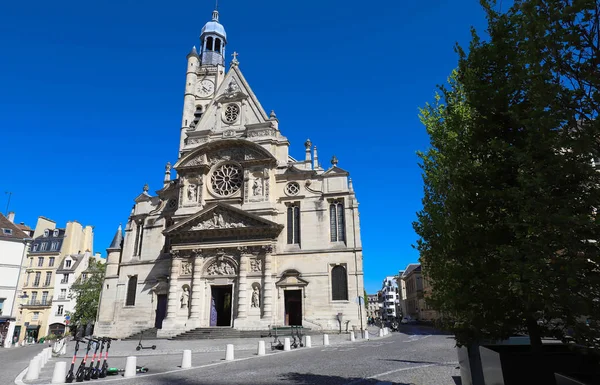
[0,343,45,385]
[17,325,461,385]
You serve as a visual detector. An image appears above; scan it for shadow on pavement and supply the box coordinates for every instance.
[380,358,454,366]
[453,375,463,384]
[397,324,453,336]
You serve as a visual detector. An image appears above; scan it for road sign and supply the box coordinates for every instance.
[65,315,70,321]
[65,320,70,325]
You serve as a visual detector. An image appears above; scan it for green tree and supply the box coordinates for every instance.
[69,259,106,328]
[364,289,369,309]
[414,0,600,352]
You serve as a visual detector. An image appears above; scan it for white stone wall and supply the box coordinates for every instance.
[0,239,27,318]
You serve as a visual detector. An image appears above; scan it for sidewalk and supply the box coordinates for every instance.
[20,326,389,384]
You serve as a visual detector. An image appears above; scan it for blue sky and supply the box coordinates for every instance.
[1,0,489,293]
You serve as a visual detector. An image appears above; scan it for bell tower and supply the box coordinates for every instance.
[200,9,227,67]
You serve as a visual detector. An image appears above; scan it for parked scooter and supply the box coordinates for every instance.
[136,332,156,351]
[65,338,82,383]
[98,337,111,378]
[84,338,100,380]
[106,365,149,375]
[91,338,105,380]
[75,338,93,382]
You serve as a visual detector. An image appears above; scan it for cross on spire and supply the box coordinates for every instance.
[231,51,239,66]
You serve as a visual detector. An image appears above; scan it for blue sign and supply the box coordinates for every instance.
[64,315,71,321]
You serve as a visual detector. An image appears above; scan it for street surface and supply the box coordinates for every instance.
[14,325,460,385]
[0,343,45,385]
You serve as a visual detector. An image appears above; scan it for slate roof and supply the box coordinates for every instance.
[56,254,84,273]
[108,225,123,250]
[0,213,30,240]
[401,263,422,278]
[30,228,66,254]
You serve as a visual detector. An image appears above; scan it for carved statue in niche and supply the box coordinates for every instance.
[252,178,263,196]
[206,257,236,276]
[180,286,190,308]
[187,183,198,202]
[250,258,262,273]
[251,285,260,308]
[181,260,192,275]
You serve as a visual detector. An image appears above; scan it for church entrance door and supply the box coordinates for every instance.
[284,290,302,326]
[155,294,168,329]
[210,285,232,327]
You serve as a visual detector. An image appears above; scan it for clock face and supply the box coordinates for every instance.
[197,79,215,98]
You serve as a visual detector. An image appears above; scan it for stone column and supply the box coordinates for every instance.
[166,257,181,319]
[262,248,274,320]
[237,253,250,319]
[189,250,203,322]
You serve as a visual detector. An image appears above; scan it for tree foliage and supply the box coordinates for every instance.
[414,0,600,350]
[69,259,106,328]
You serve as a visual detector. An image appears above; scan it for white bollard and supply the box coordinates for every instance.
[60,342,67,355]
[25,357,41,380]
[124,356,137,378]
[51,361,67,384]
[38,353,46,368]
[181,349,192,369]
[305,335,312,348]
[350,331,356,342]
[46,347,52,361]
[323,334,330,346]
[379,328,384,337]
[225,344,234,361]
[257,341,266,356]
[283,337,291,351]
[364,329,369,340]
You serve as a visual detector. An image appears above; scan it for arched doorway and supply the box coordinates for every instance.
[49,323,66,336]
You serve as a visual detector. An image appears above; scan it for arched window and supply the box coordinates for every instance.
[215,38,221,53]
[206,37,214,51]
[331,265,348,300]
[126,275,138,306]
[329,200,345,242]
[287,203,301,245]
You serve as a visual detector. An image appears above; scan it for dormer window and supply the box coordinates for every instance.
[50,241,59,251]
[32,244,39,252]
[53,229,59,237]
[44,229,49,237]
[2,228,12,235]
[65,259,72,268]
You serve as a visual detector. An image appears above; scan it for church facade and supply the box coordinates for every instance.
[96,9,365,338]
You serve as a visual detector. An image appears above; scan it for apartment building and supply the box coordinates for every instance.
[379,276,399,320]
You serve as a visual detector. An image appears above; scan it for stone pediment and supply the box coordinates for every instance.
[322,166,349,177]
[276,270,309,287]
[164,203,283,241]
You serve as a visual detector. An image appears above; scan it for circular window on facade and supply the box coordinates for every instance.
[211,163,243,197]
[223,103,240,124]
[285,182,300,196]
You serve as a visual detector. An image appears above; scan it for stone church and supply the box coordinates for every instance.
[96,8,365,338]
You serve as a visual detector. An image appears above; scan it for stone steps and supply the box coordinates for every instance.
[169,327,316,340]
[123,327,159,340]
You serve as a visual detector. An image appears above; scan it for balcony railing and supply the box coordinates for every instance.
[22,300,52,307]
[57,295,67,300]
[60,279,68,284]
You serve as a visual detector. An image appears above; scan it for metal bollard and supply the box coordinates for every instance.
[323,334,330,346]
[124,356,137,378]
[181,350,192,369]
[51,361,67,384]
[25,357,41,380]
[257,341,266,356]
[225,344,234,361]
[283,337,291,351]
[305,335,312,348]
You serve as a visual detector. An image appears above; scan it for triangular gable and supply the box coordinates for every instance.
[276,270,309,287]
[193,65,270,133]
[322,166,349,177]
[164,202,282,235]
[134,192,153,203]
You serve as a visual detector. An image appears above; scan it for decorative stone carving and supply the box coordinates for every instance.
[250,258,262,273]
[191,211,247,230]
[226,79,239,94]
[206,257,236,276]
[252,177,263,196]
[170,250,180,259]
[180,260,192,275]
[251,285,260,308]
[186,137,210,146]
[222,130,236,138]
[187,183,198,202]
[247,129,275,138]
[261,245,274,254]
[180,286,190,308]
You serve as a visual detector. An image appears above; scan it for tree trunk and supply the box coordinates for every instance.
[526,316,543,353]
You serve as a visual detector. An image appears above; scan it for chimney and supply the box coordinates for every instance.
[7,212,15,223]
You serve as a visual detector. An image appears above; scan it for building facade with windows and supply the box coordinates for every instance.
[0,213,32,348]
[401,264,423,320]
[379,276,399,320]
[96,8,365,339]
[14,217,93,343]
[366,294,380,321]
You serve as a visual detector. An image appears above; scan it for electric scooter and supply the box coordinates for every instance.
[98,338,111,378]
[75,338,93,382]
[106,365,149,375]
[91,338,105,380]
[84,338,100,381]
[135,332,156,351]
[65,338,82,383]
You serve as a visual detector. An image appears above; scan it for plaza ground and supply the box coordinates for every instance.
[11,325,460,385]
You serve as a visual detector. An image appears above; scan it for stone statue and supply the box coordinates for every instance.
[251,286,260,308]
[252,178,263,196]
[180,287,190,308]
[187,184,197,202]
[250,258,262,273]
[206,258,236,276]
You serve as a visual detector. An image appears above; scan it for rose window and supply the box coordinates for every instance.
[285,182,300,196]
[211,163,243,196]
[224,104,240,123]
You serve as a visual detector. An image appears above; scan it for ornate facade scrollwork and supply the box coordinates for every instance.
[206,256,236,276]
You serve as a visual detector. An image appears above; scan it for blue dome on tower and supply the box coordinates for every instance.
[201,10,227,43]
